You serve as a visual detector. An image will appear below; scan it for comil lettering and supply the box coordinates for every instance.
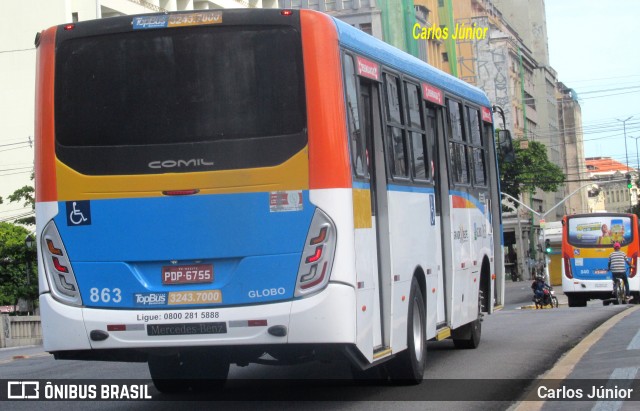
[148,158,214,169]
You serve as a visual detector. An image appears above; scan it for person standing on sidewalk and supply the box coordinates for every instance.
[608,242,633,301]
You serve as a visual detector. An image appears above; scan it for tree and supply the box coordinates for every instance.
[0,222,37,308]
[7,171,35,226]
[499,139,565,204]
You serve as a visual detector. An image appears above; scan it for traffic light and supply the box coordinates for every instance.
[544,239,552,254]
[626,173,632,189]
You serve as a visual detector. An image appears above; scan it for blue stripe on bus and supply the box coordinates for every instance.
[352,181,370,190]
[54,191,315,308]
[387,184,434,194]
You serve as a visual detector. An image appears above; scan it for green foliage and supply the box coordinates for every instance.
[499,139,565,203]
[7,171,35,226]
[0,222,37,307]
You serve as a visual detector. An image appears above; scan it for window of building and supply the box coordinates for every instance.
[359,23,372,35]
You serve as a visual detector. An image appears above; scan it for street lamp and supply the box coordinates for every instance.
[616,116,634,171]
[24,234,34,284]
[24,234,35,314]
[616,116,634,208]
[630,136,640,173]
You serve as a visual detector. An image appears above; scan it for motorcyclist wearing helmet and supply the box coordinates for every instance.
[531,275,550,304]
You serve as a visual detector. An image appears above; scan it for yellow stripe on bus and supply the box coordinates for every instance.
[352,188,372,229]
[55,147,310,201]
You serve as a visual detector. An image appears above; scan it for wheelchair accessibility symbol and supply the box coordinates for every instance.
[66,201,91,226]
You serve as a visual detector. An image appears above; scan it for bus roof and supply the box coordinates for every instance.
[331,17,491,108]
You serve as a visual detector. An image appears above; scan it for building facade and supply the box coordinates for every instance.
[556,81,588,215]
[586,157,637,213]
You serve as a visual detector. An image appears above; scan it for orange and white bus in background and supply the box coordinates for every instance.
[562,213,640,306]
[35,9,505,390]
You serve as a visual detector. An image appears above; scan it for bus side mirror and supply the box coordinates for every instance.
[497,130,515,163]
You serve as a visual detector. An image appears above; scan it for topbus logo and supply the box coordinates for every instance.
[148,159,214,169]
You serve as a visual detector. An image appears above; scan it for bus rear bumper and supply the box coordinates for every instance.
[40,283,356,354]
[562,279,613,294]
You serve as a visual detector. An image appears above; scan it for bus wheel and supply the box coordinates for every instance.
[567,295,587,307]
[388,277,426,385]
[452,290,482,349]
[148,351,229,393]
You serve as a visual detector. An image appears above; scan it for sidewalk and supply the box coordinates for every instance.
[514,304,640,410]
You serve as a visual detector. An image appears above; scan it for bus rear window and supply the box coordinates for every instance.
[567,216,633,247]
[54,25,306,175]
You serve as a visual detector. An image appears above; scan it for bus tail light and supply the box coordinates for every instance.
[563,253,573,279]
[630,253,638,278]
[41,221,82,306]
[295,208,336,297]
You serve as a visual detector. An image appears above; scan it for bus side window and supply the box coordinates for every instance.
[446,98,469,185]
[405,82,429,181]
[467,106,487,187]
[343,53,368,179]
[383,73,408,179]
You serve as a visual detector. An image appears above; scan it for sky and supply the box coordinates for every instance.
[545,0,640,174]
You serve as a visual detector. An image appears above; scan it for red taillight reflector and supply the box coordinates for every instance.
[163,189,200,196]
[301,262,327,290]
[248,320,268,327]
[563,253,573,279]
[52,257,69,273]
[107,325,126,331]
[64,24,75,31]
[631,253,638,278]
[305,246,323,264]
[310,227,327,245]
[46,239,63,256]
[281,10,293,16]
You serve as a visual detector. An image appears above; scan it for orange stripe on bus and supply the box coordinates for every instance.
[301,11,351,190]
[34,27,58,202]
[452,196,471,209]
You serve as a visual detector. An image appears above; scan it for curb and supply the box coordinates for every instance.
[511,305,640,411]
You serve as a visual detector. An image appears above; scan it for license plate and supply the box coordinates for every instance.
[594,270,608,275]
[595,283,608,288]
[168,290,222,305]
[162,264,213,284]
[147,322,227,336]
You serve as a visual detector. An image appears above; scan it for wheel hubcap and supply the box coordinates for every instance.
[412,299,424,361]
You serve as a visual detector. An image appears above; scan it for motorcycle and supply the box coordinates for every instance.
[533,285,559,309]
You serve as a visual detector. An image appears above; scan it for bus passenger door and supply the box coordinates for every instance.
[359,79,392,351]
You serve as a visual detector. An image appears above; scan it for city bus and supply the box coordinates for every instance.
[34,9,505,390]
[562,213,640,306]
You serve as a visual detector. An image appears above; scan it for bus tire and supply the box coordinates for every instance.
[452,291,482,349]
[148,350,229,393]
[567,295,587,307]
[387,277,426,385]
[452,319,482,349]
